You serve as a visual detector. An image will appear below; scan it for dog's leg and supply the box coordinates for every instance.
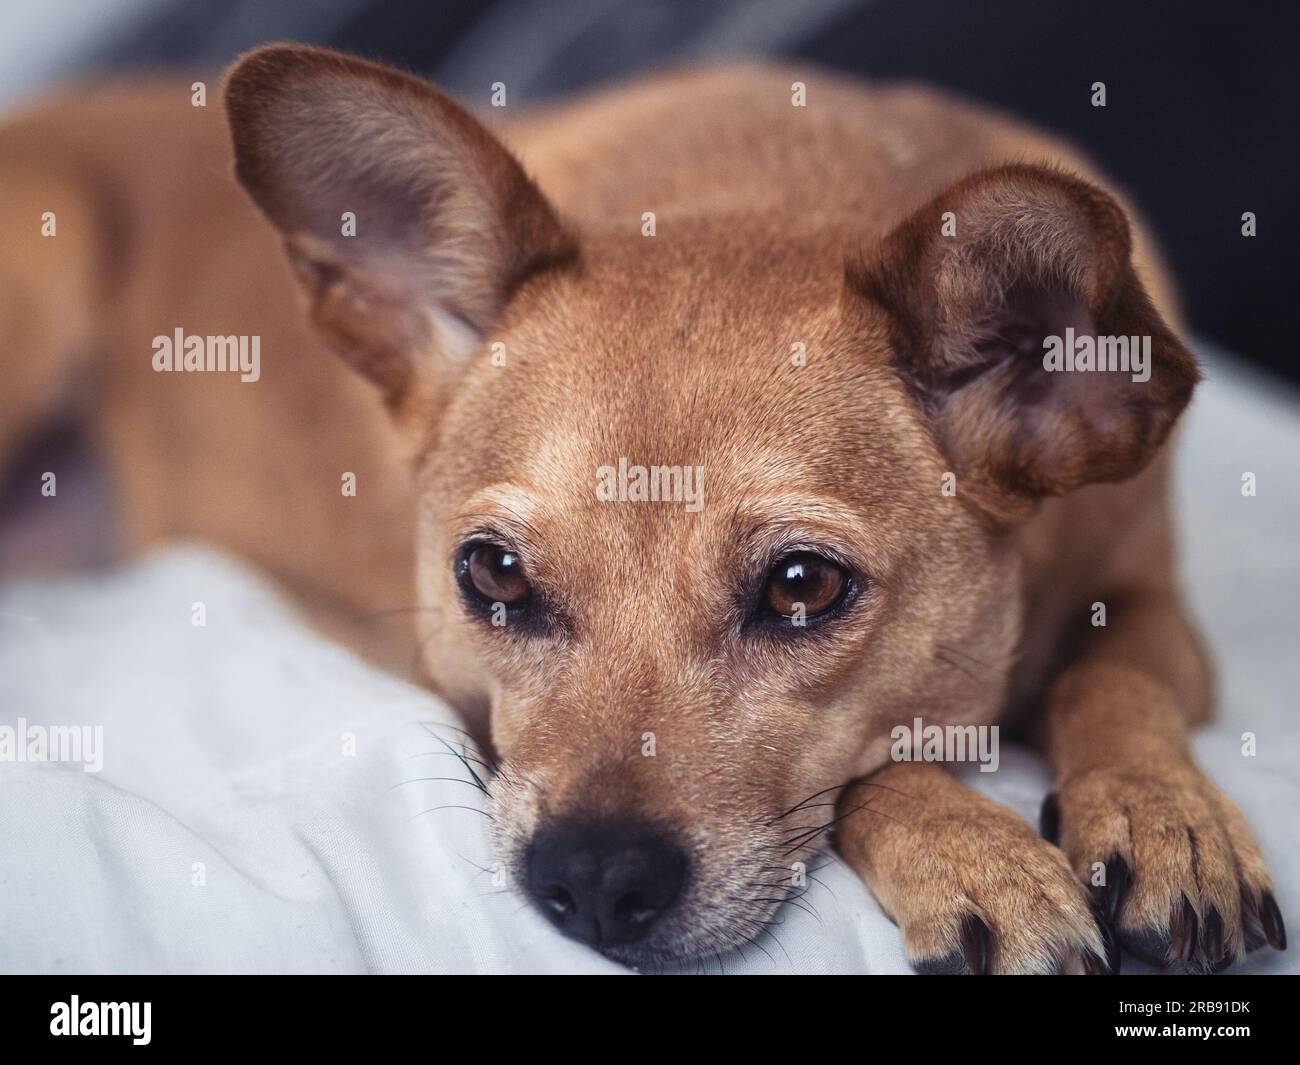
[0,156,103,475]
[0,148,115,571]
[1043,589,1285,971]
[836,762,1111,973]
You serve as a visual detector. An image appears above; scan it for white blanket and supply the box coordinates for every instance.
[1,349,1296,974]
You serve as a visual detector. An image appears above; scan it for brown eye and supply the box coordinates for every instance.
[466,544,531,605]
[763,552,849,619]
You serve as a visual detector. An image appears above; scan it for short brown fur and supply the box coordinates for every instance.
[0,48,1281,972]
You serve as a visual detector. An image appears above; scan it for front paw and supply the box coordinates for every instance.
[1043,766,1286,972]
[878,805,1113,974]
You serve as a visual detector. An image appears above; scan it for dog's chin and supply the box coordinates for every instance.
[587,934,692,971]
[545,890,790,972]
[583,920,753,972]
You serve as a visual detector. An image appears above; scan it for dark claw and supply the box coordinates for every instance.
[1040,792,1061,845]
[1082,930,1119,974]
[959,913,992,975]
[1082,951,1114,975]
[1242,888,1268,952]
[914,951,968,975]
[1100,912,1121,974]
[1124,893,1201,969]
[1085,900,1121,974]
[1204,907,1226,970]
[1171,893,1200,967]
[913,914,994,975]
[1261,891,1288,951]
[1101,854,1132,925]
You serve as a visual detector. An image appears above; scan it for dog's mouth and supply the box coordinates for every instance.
[457,724,852,967]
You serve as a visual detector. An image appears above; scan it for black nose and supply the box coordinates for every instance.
[526,819,688,949]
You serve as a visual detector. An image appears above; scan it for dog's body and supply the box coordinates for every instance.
[0,55,1284,972]
[0,66,1185,708]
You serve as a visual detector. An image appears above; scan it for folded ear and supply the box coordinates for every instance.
[849,163,1198,518]
[225,44,575,404]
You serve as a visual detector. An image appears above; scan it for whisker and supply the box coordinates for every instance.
[420,722,488,792]
[765,782,846,826]
[353,604,442,624]
[734,916,792,966]
[934,648,981,681]
[403,748,496,774]
[779,795,897,855]
[458,856,504,880]
[409,804,494,821]
[765,778,910,831]
[420,720,489,747]
[387,776,487,792]
[805,871,835,898]
[740,887,822,924]
[773,800,839,821]
[737,931,772,967]
[777,817,842,849]
[935,643,995,671]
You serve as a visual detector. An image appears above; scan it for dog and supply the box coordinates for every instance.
[0,44,1285,973]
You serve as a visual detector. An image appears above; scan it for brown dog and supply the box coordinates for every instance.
[0,45,1285,973]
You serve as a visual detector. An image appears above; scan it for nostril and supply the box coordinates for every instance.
[614,892,659,929]
[542,886,576,919]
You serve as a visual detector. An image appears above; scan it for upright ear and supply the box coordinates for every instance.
[225,45,575,403]
[850,164,1198,519]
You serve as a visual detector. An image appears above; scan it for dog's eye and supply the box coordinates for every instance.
[464,544,531,606]
[763,552,849,619]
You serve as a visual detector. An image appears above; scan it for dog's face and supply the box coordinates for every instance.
[227,48,1196,965]
[413,253,1022,963]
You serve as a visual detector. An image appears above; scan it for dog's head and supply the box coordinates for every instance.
[226,46,1198,965]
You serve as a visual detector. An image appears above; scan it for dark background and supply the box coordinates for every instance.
[49,0,1300,381]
